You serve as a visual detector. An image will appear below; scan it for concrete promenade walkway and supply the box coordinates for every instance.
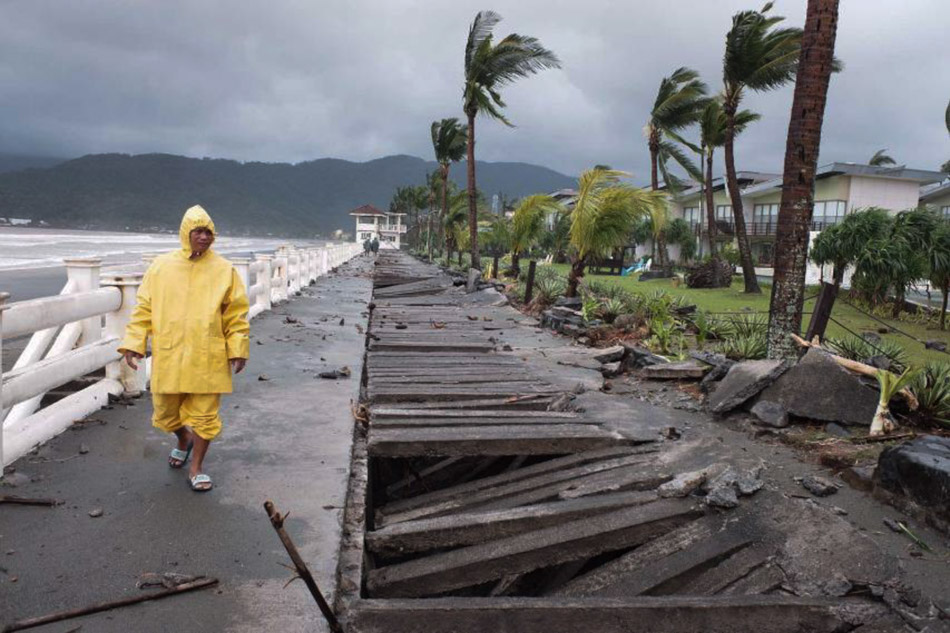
[0,256,374,632]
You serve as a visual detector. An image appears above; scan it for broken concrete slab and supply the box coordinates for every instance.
[643,361,709,380]
[657,468,709,498]
[874,435,950,532]
[600,361,622,378]
[593,345,625,364]
[751,400,789,428]
[708,359,790,414]
[366,499,702,598]
[621,344,669,371]
[348,596,887,633]
[758,348,878,426]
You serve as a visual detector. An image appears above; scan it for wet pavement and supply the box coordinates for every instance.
[0,255,375,632]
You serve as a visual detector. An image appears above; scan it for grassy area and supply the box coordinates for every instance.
[544,263,950,368]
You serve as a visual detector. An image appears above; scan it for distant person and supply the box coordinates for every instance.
[363,238,372,254]
[119,205,250,492]
[371,237,379,254]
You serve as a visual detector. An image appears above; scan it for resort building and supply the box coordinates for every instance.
[659,163,946,270]
[349,204,406,249]
[920,181,950,218]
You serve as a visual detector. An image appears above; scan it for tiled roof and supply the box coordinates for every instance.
[348,204,388,217]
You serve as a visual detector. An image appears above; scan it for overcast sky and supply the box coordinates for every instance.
[1,0,947,184]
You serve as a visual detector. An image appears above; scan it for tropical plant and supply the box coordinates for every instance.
[719,332,768,360]
[581,297,600,322]
[647,317,678,355]
[911,362,950,426]
[463,10,560,269]
[870,368,921,436]
[596,297,626,324]
[926,219,950,329]
[868,149,896,167]
[539,209,572,263]
[482,216,512,259]
[725,312,768,337]
[509,195,562,275]
[442,191,469,264]
[645,67,707,269]
[722,2,804,294]
[810,207,891,288]
[826,336,909,373]
[565,168,668,297]
[431,118,468,258]
[663,217,698,264]
[531,276,567,307]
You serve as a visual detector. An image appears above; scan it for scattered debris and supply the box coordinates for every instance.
[707,359,790,414]
[706,485,739,509]
[78,444,90,455]
[600,361,622,378]
[284,316,299,324]
[750,400,789,428]
[658,468,708,498]
[339,318,345,326]
[258,374,271,381]
[319,367,352,380]
[0,495,59,507]
[801,475,838,497]
[88,508,104,518]
[643,361,708,380]
[592,345,625,364]
[736,466,765,496]
[136,572,201,590]
[621,344,668,371]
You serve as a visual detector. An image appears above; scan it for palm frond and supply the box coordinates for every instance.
[465,11,501,73]
[869,149,896,166]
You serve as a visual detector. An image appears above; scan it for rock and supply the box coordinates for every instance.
[861,332,882,344]
[257,374,270,381]
[600,361,622,378]
[823,572,853,597]
[613,313,638,330]
[874,435,950,527]
[689,350,734,370]
[621,344,668,371]
[88,508,104,518]
[79,444,90,455]
[736,467,765,496]
[592,345,625,364]
[802,474,838,497]
[657,468,708,498]
[466,268,480,292]
[882,517,902,533]
[865,355,893,371]
[925,340,947,352]
[706,485,739,509]
[750,400,789,428]
[824,422,852,438]
[707,359,790,414]
[841,465,875,492]
[642,361,708,380]
[554,296,582,309]
[704,467,738,492]
[319,366,352,379]
[758,348,878,426]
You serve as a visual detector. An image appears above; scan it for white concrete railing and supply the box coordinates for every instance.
[0,242,363,467]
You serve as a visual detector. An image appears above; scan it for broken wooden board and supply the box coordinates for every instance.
[370,416,600,429]
[366,500,702,598]
[642,361,709,380]
[347,596,887,633]
[371,408,580,420]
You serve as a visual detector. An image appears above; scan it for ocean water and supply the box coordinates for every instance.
[0,227,316,271]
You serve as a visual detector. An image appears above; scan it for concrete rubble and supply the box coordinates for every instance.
[707,359,790,414]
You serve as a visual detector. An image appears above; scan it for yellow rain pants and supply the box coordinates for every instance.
[152,393,222,440]
[119,205,250,394]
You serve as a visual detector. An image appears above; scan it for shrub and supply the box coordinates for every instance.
[911,362,950,426]
[597,298,626,324]
[723,313,768,338]
[719,243,741,267]
[532,276,566,307]
[826,335,909,373]
[718,332,767,360]
[689,311,730,345]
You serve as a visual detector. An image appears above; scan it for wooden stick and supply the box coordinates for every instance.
[3,577,218,632]
[790,334,919,410]
[264,500,343,633]
[0,495,59,507]
[850,432,916,444]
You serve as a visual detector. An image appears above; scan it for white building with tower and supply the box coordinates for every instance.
[349,204,406,249]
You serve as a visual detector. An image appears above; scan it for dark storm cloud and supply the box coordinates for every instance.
[0,0,947,182]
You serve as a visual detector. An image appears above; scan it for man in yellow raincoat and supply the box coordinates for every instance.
[119,205,250,492]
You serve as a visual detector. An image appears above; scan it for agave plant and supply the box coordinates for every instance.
[531,276,566,307]
[826,336,909,373]
[871,368,921,436]
[725,313,768,338]
[911,362,950,426]
[597,297,626,324]
[718,332,768,360]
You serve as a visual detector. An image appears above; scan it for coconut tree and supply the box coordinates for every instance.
[431,118,468,256]
[926,219,950,330]
[442,191,468,265]
[509,195,563,276]
[463,10,560,270]
[565,169,668,297]
[868,149,896,166]
[645,67,707,270]
[698,98,760,259]
[723,2,804,294]
[766,0,841,358]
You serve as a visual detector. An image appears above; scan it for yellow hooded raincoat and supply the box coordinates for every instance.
[119,206,250,394]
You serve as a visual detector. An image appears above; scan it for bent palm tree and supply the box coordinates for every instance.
[698,98,759,259]
[868,149,896,166]
[463,10,560,270]
[431,118,468,257]
[510,195,563,276]
[723,2,803,294]
[565,169,668,297]
[646,67,707,270]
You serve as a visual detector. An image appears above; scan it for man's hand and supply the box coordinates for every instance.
[230,358,247,374]
[123,350,144,370]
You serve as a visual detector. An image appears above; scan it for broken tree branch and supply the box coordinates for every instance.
[0,495,59,507]
[2,577,218,632]
[263,500,343,633]
[790,334,918,410]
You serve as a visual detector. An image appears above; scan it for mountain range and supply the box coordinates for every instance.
[0,152,575,236]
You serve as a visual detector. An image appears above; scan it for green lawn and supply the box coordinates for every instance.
[544,263,950,368]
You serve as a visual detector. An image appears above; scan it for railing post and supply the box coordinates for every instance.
[64,258,102,346]
[308,249,317,283]
[0,292,8,468]
[101,272,146,395]
[231,257,252,315]
[256,254,273,313]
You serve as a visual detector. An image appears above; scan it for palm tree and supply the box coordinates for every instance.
[927,221,950,330]
[646,67,707,271]
[431,118,468,257]
[868,149,896,166]
[723,2,804,294]
[766,0,841,359]
[698,98,759,260]
[565,169,668,297]
[509,195,563,276]
[810,208,892,288]
[463,10,560,270]
[442,191,469,265]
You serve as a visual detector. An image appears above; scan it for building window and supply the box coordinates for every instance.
[942,206,950,219]
[753,203,779,228]
[716,205,733,224]
[813,200,846,227]
[683,207,700,226]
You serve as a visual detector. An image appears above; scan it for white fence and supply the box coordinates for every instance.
[0,242,362,467]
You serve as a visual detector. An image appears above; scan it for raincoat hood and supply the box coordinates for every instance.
[179,205,216,253]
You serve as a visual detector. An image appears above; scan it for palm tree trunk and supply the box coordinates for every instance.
[766,0,840,359]
[510,251,521,277]
[832,264,844,289]
[941,279,948,330]
[566,256,587,298]
[466,110,480,270]
[723,103,761,294]
[441,165,450,260]
[704,149,718,257]
[649,145,669,271]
